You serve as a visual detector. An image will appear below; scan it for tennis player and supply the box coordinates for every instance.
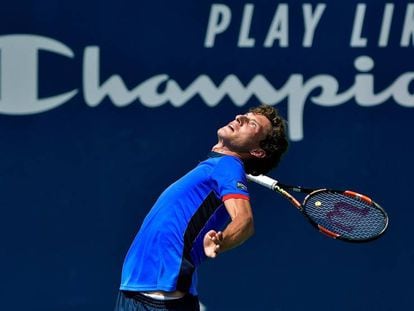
[114,104,288,311]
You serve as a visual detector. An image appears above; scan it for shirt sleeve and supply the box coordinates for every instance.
[211,156,250,201]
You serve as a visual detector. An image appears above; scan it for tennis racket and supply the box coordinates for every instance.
[247,174,389,242]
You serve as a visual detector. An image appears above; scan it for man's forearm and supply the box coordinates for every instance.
[220,216,255,253]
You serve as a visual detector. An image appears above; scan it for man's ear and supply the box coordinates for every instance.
[250,148,266,158]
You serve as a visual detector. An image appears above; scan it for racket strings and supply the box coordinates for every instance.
[304,191,387,240]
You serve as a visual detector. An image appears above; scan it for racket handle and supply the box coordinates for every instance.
[246,174,278,190]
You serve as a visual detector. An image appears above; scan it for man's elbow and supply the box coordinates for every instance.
[245,216,255,238]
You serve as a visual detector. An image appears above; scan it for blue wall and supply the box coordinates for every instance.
[1,1,413,310]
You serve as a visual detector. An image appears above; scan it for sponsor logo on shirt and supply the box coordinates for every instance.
[237,181,248,191]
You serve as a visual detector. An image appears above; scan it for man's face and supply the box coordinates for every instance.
[217,112,272,156]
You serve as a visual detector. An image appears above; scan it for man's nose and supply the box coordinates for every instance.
[235,115,247,124]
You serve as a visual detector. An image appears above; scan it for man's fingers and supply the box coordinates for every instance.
[208,231,217,239]
[209,232,223,245]
[203,230,224,258]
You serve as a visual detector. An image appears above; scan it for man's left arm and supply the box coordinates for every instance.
[203,198,254,258]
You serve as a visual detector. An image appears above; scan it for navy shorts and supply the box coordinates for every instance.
[114,291,200,311]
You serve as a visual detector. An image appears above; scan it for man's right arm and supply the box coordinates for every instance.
[203,198,254,258]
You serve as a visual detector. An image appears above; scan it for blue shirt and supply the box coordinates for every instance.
[120,152,249,295]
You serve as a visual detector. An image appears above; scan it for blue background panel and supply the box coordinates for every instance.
[0,1,413,310]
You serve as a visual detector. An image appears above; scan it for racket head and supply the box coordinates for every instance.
[302,189,389,242]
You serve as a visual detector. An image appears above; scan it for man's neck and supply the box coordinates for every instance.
[211,144,249,159]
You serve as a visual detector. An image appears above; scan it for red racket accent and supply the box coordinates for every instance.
[344,190,373,204]
[318,225,340,239]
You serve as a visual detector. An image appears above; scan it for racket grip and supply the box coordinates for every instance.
[246,174,278,190]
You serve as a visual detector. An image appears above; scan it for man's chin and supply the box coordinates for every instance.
[217,127,227,137]
[218,126,233,135]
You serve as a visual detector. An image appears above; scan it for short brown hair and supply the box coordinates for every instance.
[243,104,288,175]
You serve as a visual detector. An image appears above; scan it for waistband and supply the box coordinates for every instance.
[121,290,198,308]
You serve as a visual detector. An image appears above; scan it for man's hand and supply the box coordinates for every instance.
[203,230,223,258]
[203,198,254,258]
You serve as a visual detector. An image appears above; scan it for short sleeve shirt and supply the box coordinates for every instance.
[120,152,249,295]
